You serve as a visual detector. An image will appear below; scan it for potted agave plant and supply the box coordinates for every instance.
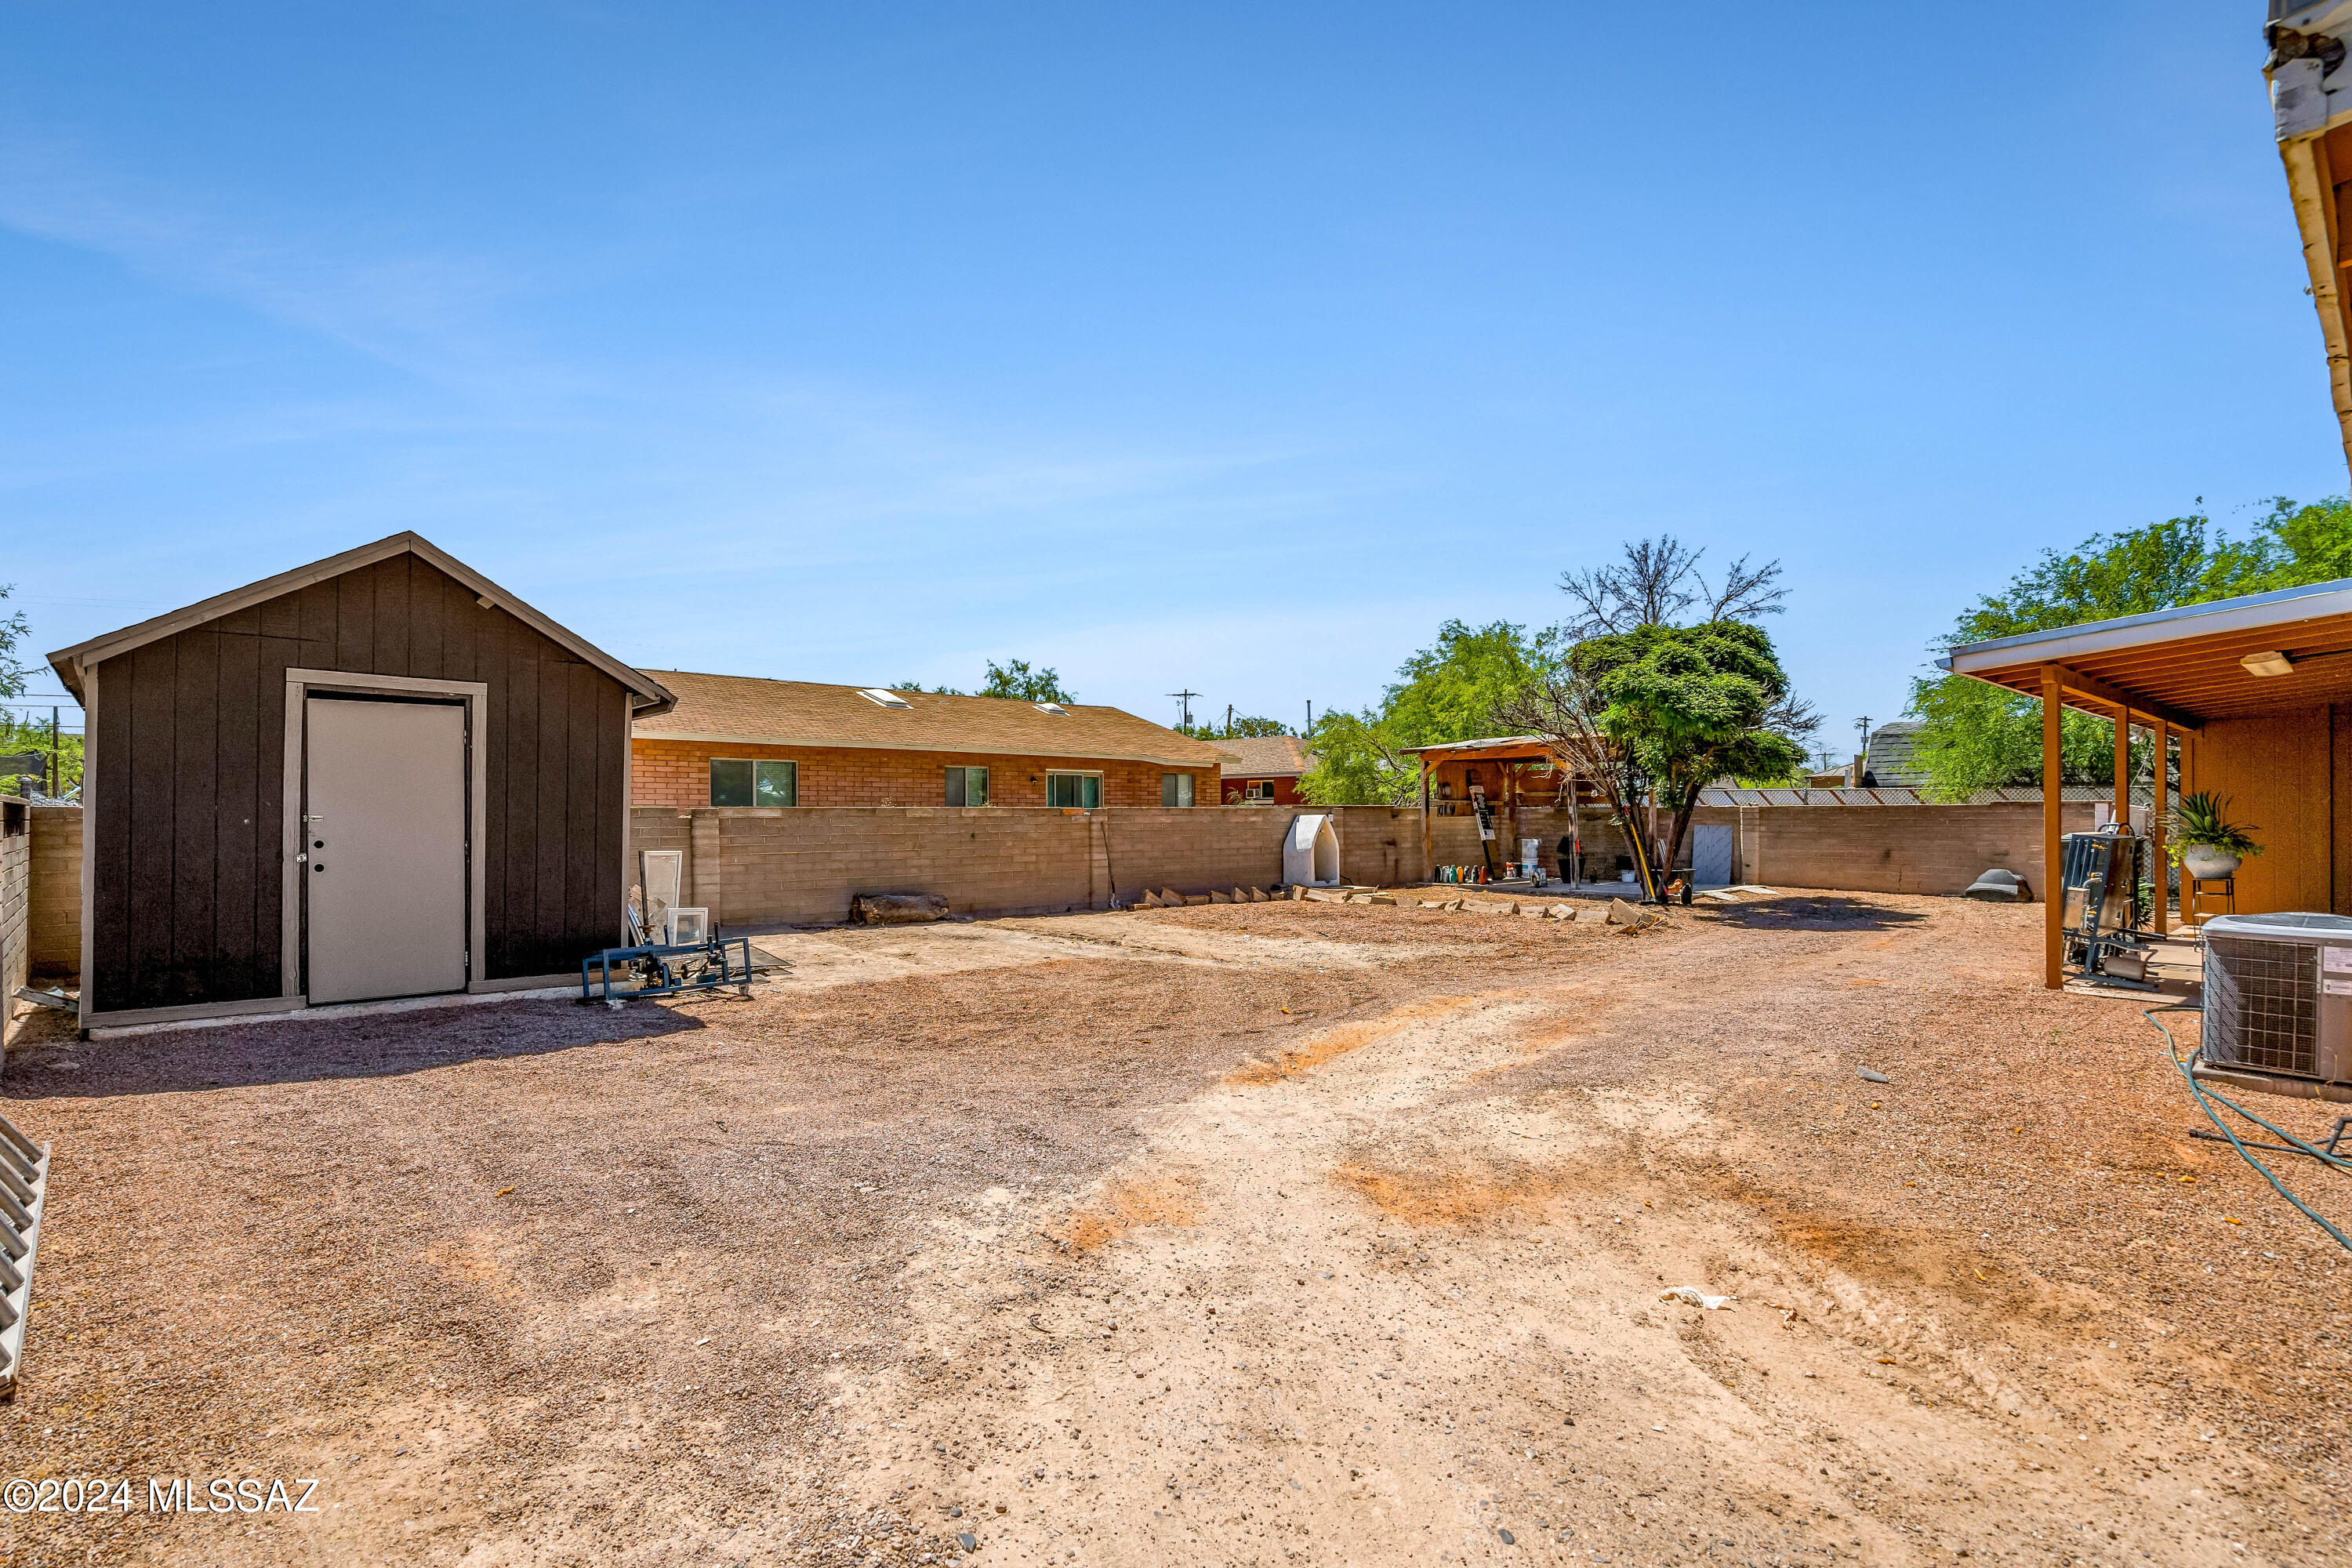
[2166,790,2263,881]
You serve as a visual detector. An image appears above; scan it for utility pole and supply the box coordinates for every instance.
[1856,714,1871,761]
[1305,699,1313,737]
[1225,703,1233,737]
[1167,689,1199,729]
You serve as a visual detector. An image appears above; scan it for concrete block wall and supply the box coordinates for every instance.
[628,806,1299,927]
[0,804,24,1051]
[1688,801,2099,898]
[1101,809,1293,898]
[632,739,1218,811]
[27,805,78,982]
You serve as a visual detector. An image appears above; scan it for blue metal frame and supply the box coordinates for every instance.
[579,936,756,1004]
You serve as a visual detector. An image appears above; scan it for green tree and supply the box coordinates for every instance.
[978,659,1074,703]
[1502,620,1804,887]
[0,586,29,702]
[1175,714,1290,739]
[0,586,58,797]
[0,715,78,796]
[1907,500,2352,799]
[1298,621,1551,804]
[1581,622,1807,877]
[2237,495,2352,589]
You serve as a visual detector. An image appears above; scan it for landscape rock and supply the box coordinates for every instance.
[848,891,950,925]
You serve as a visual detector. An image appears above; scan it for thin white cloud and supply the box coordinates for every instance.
[0,128,581,402]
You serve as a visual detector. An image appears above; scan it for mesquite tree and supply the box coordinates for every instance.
[1501,619,1809,894]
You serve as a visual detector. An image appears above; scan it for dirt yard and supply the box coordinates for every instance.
[2,893,2347,1567]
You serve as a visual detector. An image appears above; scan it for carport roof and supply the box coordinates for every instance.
[1939,576,2352,727]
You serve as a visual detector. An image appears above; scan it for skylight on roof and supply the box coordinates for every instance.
[858,688,913,709]
[1033,701,1069,715]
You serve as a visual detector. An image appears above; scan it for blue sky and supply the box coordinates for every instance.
[2,2,2341,753]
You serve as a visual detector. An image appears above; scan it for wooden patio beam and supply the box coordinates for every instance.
[2046,662,2203,734]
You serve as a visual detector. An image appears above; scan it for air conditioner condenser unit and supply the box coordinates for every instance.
[2199,912,2352,1102]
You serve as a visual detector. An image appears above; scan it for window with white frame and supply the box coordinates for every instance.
[1244,779,1276,801]
[1047,771,1101,808]
[1160,772,1195,808]
[711,757,797,807]
[945,765,989,806]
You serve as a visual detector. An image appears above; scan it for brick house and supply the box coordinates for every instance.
[1214,735,1315,805]
[631,672,1227,809]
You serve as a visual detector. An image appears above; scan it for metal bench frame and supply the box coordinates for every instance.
[579,936,757,1005]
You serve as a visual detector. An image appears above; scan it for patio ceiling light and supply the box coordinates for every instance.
[2241,651,2295,677]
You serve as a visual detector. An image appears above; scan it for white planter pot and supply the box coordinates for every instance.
[2181,846,2241,881]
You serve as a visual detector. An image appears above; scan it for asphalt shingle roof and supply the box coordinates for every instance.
[633,670,1230,768]
[1215,735,1313,777]
[1864,720,1930,787]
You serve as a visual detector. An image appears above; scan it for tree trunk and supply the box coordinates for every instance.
[1605,765,1664,901]
[1661,797,1700,888]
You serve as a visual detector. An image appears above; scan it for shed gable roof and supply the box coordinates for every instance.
[47,532,675,715]
[635,670,1229,767]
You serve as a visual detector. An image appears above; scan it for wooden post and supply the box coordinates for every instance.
[2180,727,2198,927]
[1418,756,1433,884]
[2112,705,2130,833]
[2152,720,2169,936]
[1507,765,1523,880]
[2043,666,2063,989]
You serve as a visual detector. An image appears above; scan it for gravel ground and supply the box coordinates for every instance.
[0,895,2343,1566]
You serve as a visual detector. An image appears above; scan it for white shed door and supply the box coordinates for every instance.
[304,697,468,1004]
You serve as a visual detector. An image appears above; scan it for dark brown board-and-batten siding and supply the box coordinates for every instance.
[89,552,627,1014]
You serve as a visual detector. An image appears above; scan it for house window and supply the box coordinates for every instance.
[1244,779,1275,801]
[1047,772,1102,808]
[946,766,989,806]
[711,757,797,807]
[1160,772,1195,808]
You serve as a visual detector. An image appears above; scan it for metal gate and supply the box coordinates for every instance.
[0,1109,49,1398]
[1690,824,1734,888]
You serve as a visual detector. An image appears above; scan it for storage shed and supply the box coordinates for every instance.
[48,533,675,1029]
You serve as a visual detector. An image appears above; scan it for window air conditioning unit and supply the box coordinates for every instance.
[2200,913,2352,1098]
